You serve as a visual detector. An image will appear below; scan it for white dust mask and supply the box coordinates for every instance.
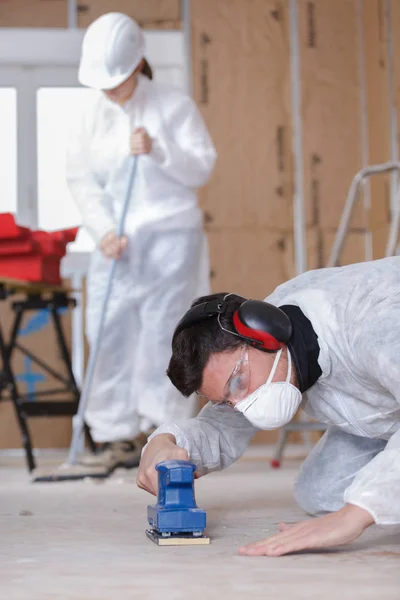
[234,348,302,430]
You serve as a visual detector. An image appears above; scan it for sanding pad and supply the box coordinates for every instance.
[146,529,210,546]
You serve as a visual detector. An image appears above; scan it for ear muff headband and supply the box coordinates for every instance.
[173,296,292,352]
[173,299,224,339]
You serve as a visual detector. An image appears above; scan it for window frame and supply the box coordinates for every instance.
[0,84,18,214]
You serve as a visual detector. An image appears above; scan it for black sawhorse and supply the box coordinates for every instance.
[0,279,94,472]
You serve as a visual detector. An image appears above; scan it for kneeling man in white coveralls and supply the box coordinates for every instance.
[138,257,400,556]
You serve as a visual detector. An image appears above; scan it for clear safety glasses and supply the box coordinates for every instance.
[196,346,251,405]
[222,346,250,405]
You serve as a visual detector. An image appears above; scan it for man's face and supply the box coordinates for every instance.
[199,345,275,406]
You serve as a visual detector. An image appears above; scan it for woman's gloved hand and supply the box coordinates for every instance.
[130,127,153,155]
[137,433,189,496]
[100,231,128,259]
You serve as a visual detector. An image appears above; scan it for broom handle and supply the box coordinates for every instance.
[68,156,138,465]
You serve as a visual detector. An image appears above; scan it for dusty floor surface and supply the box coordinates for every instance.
[1,447,399,600]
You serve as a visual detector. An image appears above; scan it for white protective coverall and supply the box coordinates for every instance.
[67,74,216,442]
[150,257,400,525]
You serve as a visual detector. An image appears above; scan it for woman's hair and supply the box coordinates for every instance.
[167,293,247,397]
[140,58,153,80]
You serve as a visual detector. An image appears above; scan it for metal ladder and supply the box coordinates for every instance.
[328,161,400,267]
[271,161,400,468]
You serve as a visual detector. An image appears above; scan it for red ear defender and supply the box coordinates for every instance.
[232,300,292,352]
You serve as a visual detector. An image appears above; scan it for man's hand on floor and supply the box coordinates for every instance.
[238,504,375,557]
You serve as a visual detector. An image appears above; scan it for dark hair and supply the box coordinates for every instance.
[167,293,248,397]
[140,58,153,79]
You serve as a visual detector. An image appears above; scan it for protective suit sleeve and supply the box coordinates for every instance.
[147,401,258,474]
[149,93,217,188]
[344,427,400,524]
[66,109,116,244]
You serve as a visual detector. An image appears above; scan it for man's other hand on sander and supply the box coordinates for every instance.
[137,434,189,495]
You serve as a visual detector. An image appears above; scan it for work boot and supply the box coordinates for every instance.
[80,432,148,471]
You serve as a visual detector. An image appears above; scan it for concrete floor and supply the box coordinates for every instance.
[1,447,399,600]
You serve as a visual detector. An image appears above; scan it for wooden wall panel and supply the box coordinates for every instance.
[391,0,400,161]
[207,230,293,301]
[362,0,392,232]
[386,0,400,258]
[0,297,73,448]
[0,403,72,449]
[299,0,364,232]
[371,223,391,259]
[314,229,366,269]
[0,0,67,27]
[77,0,180,29]
[192,0,293,232]
[282,227,367,275]
[0,0,180,29]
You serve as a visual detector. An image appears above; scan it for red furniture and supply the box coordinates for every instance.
[0,213,78,284]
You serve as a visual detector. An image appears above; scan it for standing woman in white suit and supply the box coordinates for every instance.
[67,13,217,471]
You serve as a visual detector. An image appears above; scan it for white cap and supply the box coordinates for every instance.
[78,13,145,90]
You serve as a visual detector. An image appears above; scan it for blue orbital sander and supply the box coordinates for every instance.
[146,460,210,546]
